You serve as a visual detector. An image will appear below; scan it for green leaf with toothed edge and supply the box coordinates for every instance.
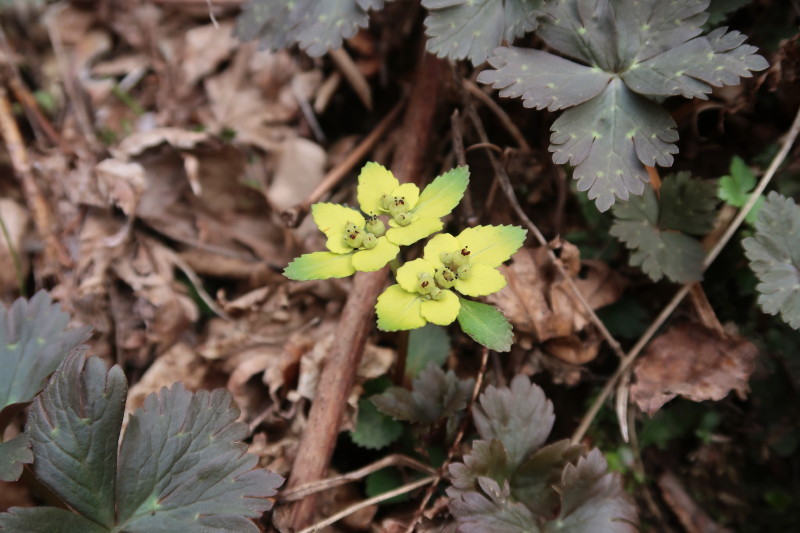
[0,435,32,482]
[0,351,284,533]
[350,398,403,450]
[742,192,800,330]
[235,0,390,57]
[479,0,768,211]
[456,298,513,352]
[422,0,546,65]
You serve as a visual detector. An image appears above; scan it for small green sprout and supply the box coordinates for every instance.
[284,203,400,280]
[357,162,470,246]
[375,225,526,331]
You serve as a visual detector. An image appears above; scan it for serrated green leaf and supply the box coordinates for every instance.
[406,324,450,380]
[457,298,513,352]
[719,156,756,207]
[542,450,638,533]
[351,398,403,450]
[0,292,90,428]
[0,434,32,482]
[742,192,800,330]
[371,363,474,425]
[549,78,679,212]
[235,0,387,57]
[1,351,284,532]
[423,0,545,65]
[449,477,540,533]
[477,47,613,111]
[658,172,719,235]
[448,439,514,497]
[481,0,767,211]
[473,375,554,470]
[611,178,708,283]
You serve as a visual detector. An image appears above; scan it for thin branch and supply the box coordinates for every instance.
[572,103,800,444]
[403,346,491,533]
[463,102,627,361]
[280,454,436,502]
[297,476,436,533]
[463,80,530,151]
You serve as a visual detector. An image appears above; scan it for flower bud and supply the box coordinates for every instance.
[380,194,391,210]
[439,251,453,266]
[388,196,408,217]
[417,272,434,294]
[435,268,456,289]
[361,233,378,249]
[365,216,386,237]
[456,264,471,280]
[394,212,413,226]
[345,230,364,248]
[429,286,443,300]
[452,247,471,268]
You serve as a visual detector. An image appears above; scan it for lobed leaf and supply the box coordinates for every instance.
[610,174,717,283]
[742,192,800,330]
[511,440,585,517]
[549,78,679,212]
[448,439,514,497]
[0,291,90,425]
[542,449,638,532]
[351,398,403,449]
[472,375,554,470]
[457,298,513,352]
[0,351,283,532]
[477,47,612,111]
[423,0,545,65]
[371,363,474,425]
[718,156,756,207]
[449,477,540,533]
[235,0,387,57]
[481,0,767,211]
[406,324,450,380]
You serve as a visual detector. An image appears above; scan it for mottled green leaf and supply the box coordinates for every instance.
[477,47,613,111]
[371,363,474,425]
[0,508,106,533]
[0,434,32,482]
[550,78,678,212]
[235,0,388,57]
[423,0,545,65]
[742,192,800,330]
[351,398,403,450]
[457,298,513,352]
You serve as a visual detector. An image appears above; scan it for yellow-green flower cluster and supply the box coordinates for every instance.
[284,161,526,332]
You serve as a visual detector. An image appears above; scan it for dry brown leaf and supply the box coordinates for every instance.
[125,342,210,414]
[486,243,625,365]
[631,323,758,415]
[181,22,239,88]
[268,137,327,211]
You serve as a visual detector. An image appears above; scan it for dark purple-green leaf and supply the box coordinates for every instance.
[0,435,32,482]
[449,477,540,533]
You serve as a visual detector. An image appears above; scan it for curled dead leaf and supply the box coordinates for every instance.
[631,323,758,415]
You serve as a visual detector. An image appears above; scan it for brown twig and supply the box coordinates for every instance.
[403,346,491,533]
[573,103,800,444]
[281,52,450,532]
[463,80,530,151]
[463,100,628,362]
[281,100,404,228]
[0,86,72,272]
[450,110,477,226]
[280,454,436,502]
[329,47,373,111]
